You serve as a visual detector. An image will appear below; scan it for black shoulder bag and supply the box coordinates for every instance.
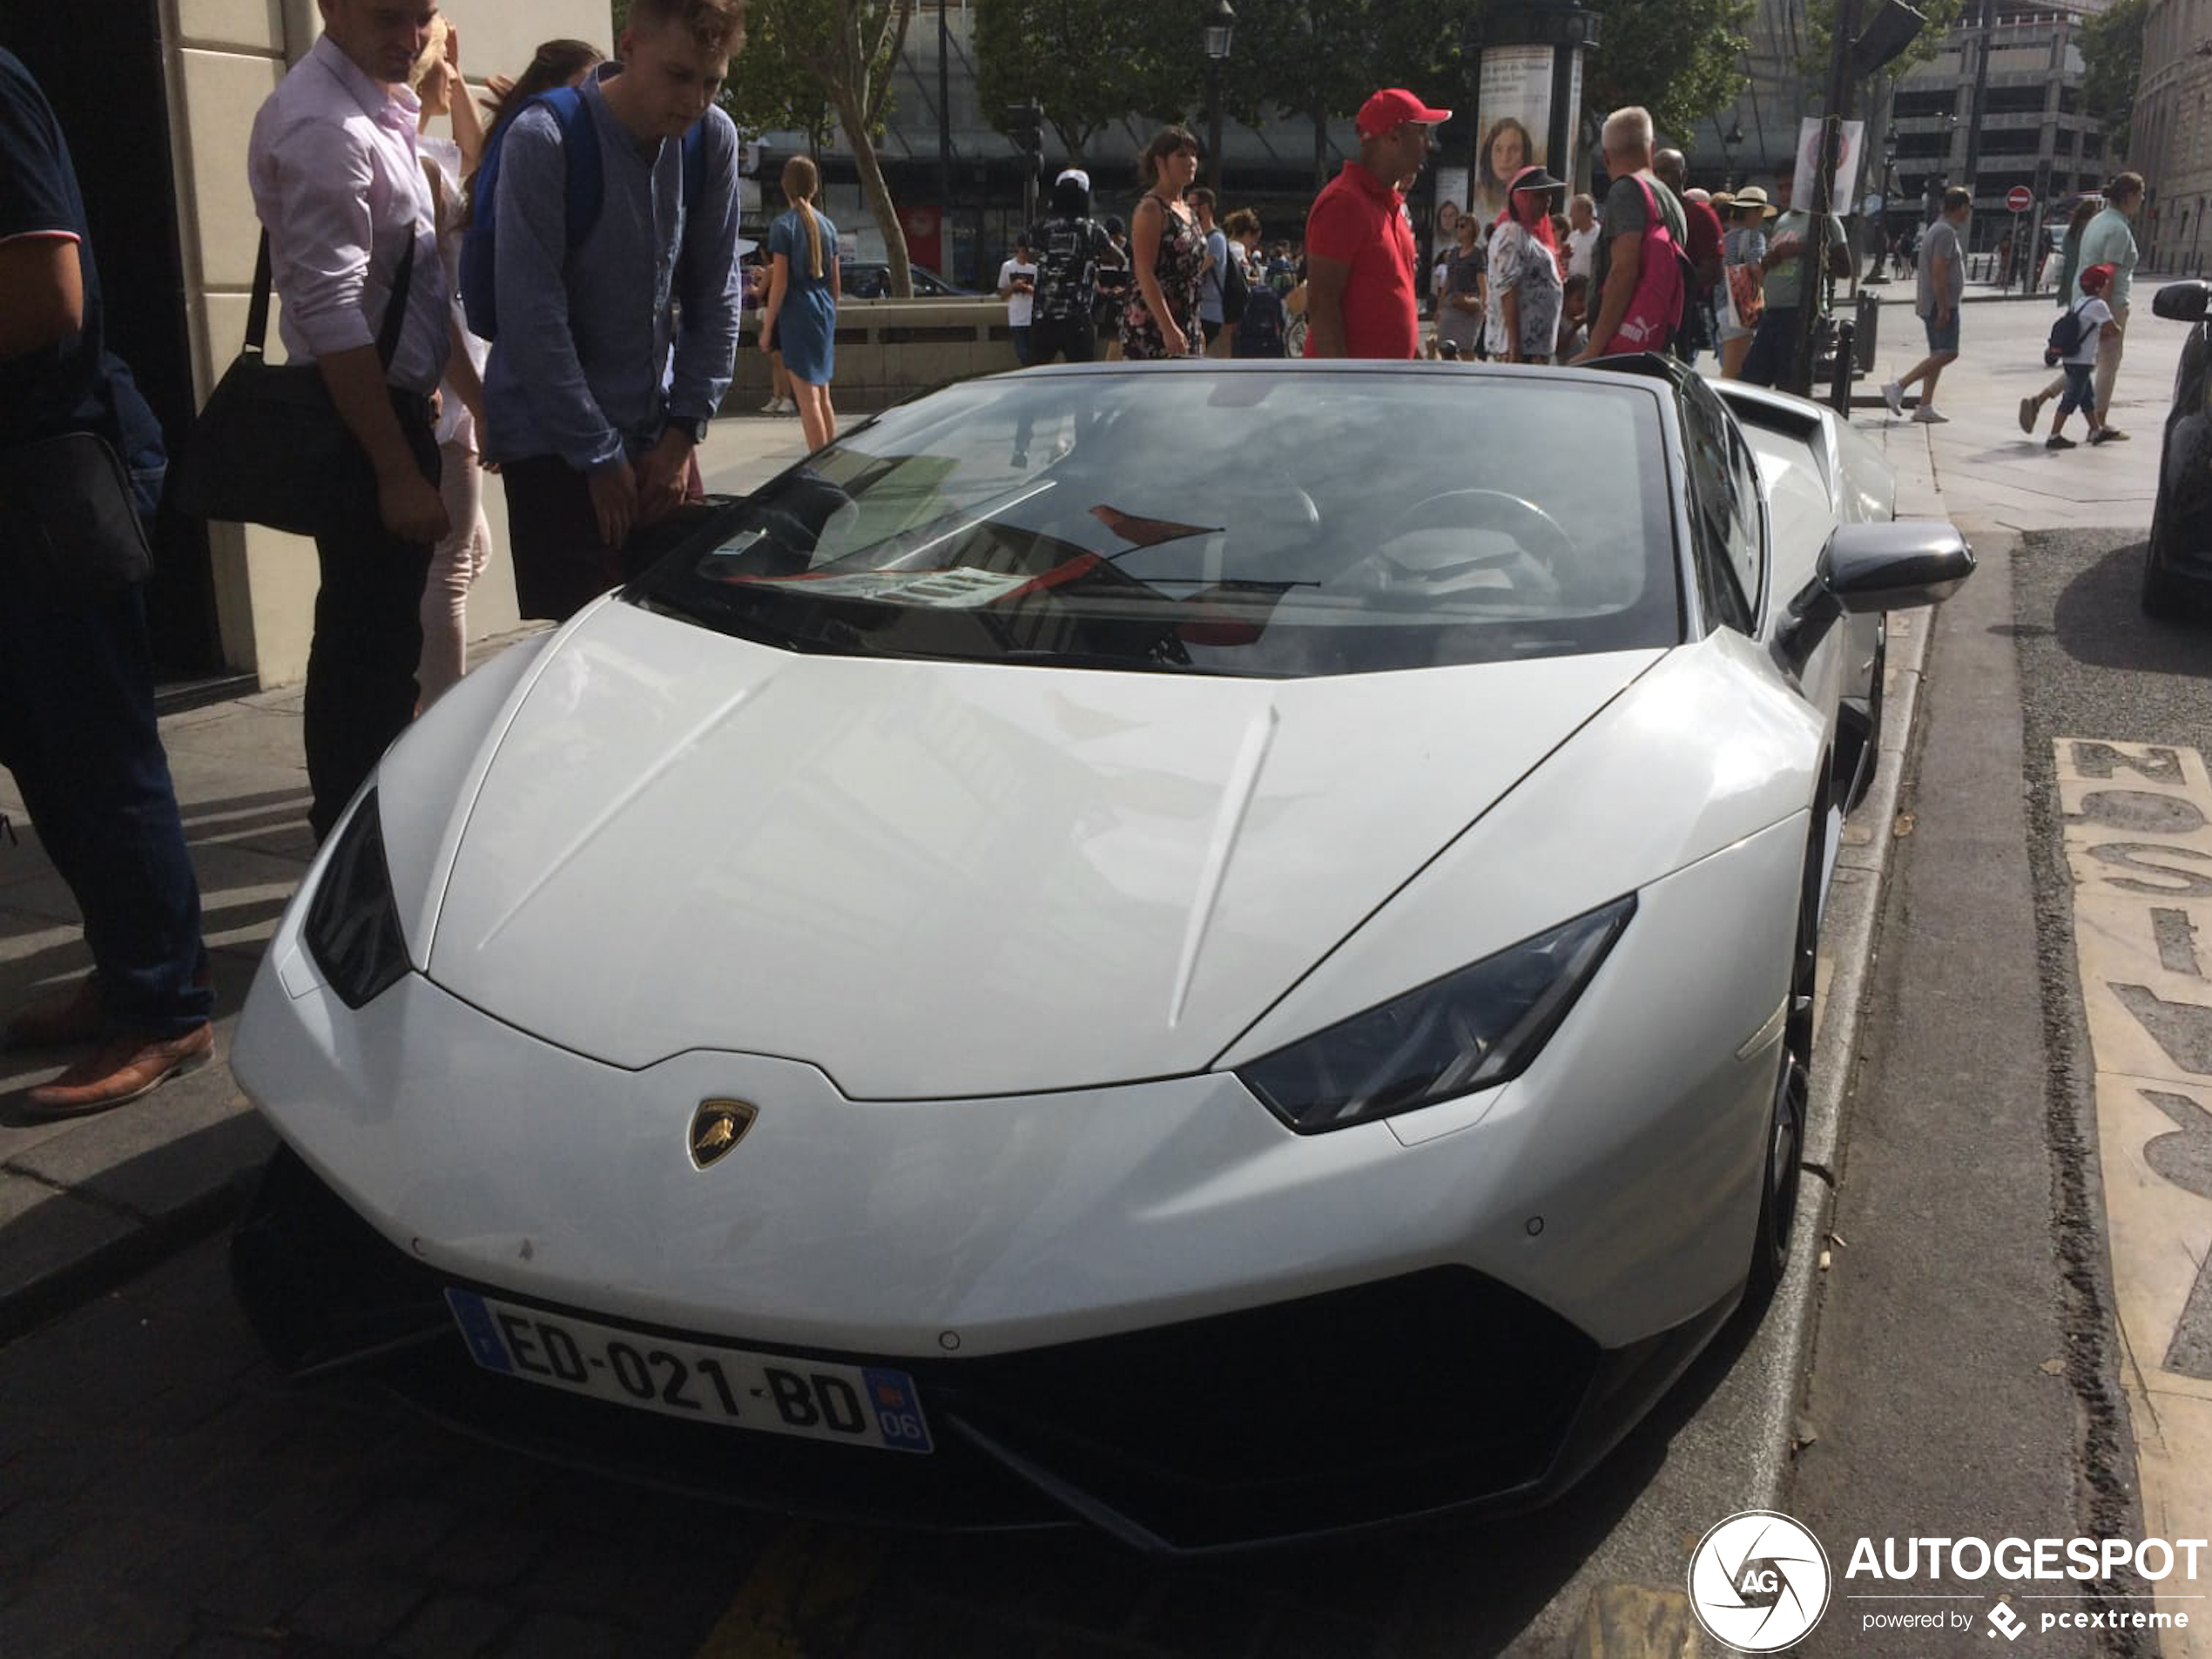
[172,228,415,537]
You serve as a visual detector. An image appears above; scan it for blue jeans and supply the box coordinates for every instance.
[2056,361,2096,416]
[0,462,211,1035]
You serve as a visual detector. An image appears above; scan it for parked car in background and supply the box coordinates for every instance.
[2143,280,2212,618]
[839,260,979,299]
[229,355,1972,1554]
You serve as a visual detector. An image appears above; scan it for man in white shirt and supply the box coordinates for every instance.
[1566,193,1600,282]
[2076,172,2143,439]
[998,237,1039,364]
[247,0,455,841]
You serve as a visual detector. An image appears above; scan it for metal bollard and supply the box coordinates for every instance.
[1830,320,1855,414]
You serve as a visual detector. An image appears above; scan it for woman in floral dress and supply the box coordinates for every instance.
[1120,126,1207,360]
[1485,165,1566,366]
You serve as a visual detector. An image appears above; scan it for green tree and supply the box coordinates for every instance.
[1590,0,1756,144]
[613,0,919,293]
[2080,0,2146,162]
[974,0,1167,163]
[1794,0,1966,85]
[752,0,919,292]
[1232,0,1473,190]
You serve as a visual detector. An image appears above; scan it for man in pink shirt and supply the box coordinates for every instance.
[1304,88,1451,359]
[248,0,456,841]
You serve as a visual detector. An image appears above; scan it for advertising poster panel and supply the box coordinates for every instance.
[1791,118,1869,215]
[1476,45,1553,225]
[1433,165,1470,241]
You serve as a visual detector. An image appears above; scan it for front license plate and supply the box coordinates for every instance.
[445,1289,932,1453]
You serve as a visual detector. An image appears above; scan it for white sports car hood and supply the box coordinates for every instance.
[420,602,1662,1098]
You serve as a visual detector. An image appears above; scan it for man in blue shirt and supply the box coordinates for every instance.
[482,0,744,621]
[0,49,213,1112]
[1190,187,1230,355]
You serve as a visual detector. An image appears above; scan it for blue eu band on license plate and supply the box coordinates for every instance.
[445,1289,932,1453]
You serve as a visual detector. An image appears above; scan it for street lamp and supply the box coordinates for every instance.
[1872,122,1898,279]
[1722,118,1744,191]
[1204,0,1235,193]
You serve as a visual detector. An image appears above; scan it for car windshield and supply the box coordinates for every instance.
[637,366,1683,678]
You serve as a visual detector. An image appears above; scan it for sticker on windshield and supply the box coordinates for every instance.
[731,567,1036,607]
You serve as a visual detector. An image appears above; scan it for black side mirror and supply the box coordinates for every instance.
[2153,283,2212,323]
[1818,521,1976,614]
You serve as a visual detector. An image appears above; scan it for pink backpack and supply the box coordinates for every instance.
[1612,174,1687,352]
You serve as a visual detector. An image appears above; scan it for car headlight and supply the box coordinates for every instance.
[302,788,411,1008]
[1235,896,1636,1134]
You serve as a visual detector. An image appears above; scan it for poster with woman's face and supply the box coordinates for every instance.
[1475,45,1552,225]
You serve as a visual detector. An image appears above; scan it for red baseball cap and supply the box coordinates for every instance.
[2080,261,2116,293]
[1357,88,1453,139]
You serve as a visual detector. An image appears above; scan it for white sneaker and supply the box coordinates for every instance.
[760,395,783,414]
[776,397,799,416]
[1881,380,1905,416]
[1911,403,1948,424]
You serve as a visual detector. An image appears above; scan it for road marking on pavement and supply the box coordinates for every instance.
[1569,1581,1702,1658]
[2056,738,2212,1655]
[692,1522,887,1658]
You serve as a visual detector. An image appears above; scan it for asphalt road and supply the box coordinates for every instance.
[1792,524,2209,1658]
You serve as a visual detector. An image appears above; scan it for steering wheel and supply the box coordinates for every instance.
[1323,487,1575,609]
[1381,488,1578,570]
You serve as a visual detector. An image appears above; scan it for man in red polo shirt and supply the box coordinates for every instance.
[1305,87,1451,359]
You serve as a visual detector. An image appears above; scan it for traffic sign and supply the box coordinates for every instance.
[2007,185,2033,212]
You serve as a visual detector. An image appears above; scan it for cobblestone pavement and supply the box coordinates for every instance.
[8,1231,1792,1658]
[0,1239,750,1659]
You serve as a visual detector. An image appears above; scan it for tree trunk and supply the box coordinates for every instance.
[838,89,913,295]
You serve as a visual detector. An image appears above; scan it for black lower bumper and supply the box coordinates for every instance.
[232,1144,1739,1555]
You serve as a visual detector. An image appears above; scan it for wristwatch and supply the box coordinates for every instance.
[664,414,710,446]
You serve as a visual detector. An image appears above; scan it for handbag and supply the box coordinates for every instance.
[1723,258,1765,334]
[171,229,415,537]
[0,430,153,607]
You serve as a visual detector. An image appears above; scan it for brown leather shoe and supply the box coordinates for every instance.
[24,1022,214,1116]
[5,976,105,1050]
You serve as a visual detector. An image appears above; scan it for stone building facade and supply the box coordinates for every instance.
[2133,0,2212,272]
[1704,0,2108,252]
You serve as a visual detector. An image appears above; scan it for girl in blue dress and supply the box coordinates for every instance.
[763,156,841,450]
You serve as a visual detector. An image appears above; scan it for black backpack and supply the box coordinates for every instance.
[2045,299,2093,367]
[1231,283,1286,356]
[1219,248,1250,326]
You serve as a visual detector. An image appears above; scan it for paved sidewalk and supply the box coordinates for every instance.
[0,415,814,1344]
[1847,280,2180,534]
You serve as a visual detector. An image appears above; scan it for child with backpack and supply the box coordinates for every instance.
[2041,263,2118,451]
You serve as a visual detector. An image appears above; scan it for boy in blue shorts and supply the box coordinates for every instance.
[2045,263,2117,451]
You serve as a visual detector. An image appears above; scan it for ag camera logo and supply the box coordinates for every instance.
[1688,1510,1832,1651]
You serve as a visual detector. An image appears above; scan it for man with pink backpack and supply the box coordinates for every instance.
[1575,106,1689,361]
